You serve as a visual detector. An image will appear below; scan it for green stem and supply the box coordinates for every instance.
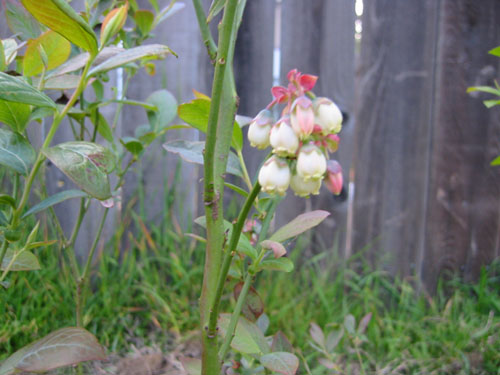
[0,241,8,272]
[200,1,241,375]
[237,150,253,191]
[192,0,217,62]
[207,182,261,338]
[76,208,109,326]
[219,272,253,359]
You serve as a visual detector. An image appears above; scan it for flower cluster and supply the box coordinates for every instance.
[248,69,344,197]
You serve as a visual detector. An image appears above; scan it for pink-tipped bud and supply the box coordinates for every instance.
[325,134,340,153]
[290,173,322,197]
[296,143,327,181]
[324,160,343,195]
[313,97,343,134]
[258,156,290,195]
[290,96,314,139]
[248,109,274,149]
[270,117,299,156]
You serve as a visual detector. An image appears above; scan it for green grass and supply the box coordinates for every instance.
[1,184,499,374]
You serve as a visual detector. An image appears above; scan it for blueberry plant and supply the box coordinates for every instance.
[0,0,179,373]
[0,0,345,374]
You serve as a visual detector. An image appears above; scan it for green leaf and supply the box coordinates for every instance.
[0,248,40,272]
[0,128,36,175]
[344,314,356,335]
[0,327,106,375]
[47,46,124,78]
[178,98,243,150]
[5,0,41,40]
[483,99,500,108]
[89,44,175,76]
[163,140,243,178]
[155,2,185,26]
[23,30,71,77]
[491,155,500,166]
[207,0,225,22]
[2,38,19,66]
[218,313,270,355]
[32,74,82,90]
[224,182,248,197]
[0,40,5,72]
[0,194,16,208]
[326,329,344,352]
[258,257,294,273]
[21,0,98,55]
[0,72,56,108]
[488,46,500,57]
[146,89,177,132]
[120,137,144,156]
[134,9,155,35]
[22,189,88,219]
[194,216,257,260]
[0,100,31,132]
[466,85,500,96]
[269,210,330,243]
[42,142,115,200]
[260,352,299,375]
[90,110,113,143]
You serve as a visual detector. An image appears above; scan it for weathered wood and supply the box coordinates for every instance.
[352,0,500,288]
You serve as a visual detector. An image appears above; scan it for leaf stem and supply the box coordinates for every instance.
[237,149,253,191]
[192,0,217,62]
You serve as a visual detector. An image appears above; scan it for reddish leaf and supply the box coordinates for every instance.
[261,240,286,258]
[309,322,325,347]
[271,331,293,353]
[260,352,299,375]
[0,327,105,375]
[269,210,330,243]
[234,283,264,321]
[357,312,372,335]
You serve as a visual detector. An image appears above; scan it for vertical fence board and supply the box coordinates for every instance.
[421,0,500,287]
[280,0,355,252]
[352,0,500,288]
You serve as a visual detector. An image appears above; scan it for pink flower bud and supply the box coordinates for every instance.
[290,173,321,197]
[270,117,299,156]
[290,96,314,139]
[248,109,274,149]
[258,156,290,195]
[324,160,343,195]
[296,143,327,181]
[325,134,340,152]
[313,97,343,134]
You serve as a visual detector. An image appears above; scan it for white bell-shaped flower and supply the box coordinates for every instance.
[248,109,274,149]
[290,173,322,197]
[313,97,343,134]
[258,156,290,195]
[296,143,327,181]
[270,117,299,156]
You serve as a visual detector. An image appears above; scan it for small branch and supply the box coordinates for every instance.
[207,182,261,337]
[219,272,253,359]
[192,0,217,61]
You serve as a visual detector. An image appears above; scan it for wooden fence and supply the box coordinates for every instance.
[1,0,500,290]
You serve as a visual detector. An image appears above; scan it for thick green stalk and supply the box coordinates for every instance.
[207,182,261,338]
[200,1,241,375]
